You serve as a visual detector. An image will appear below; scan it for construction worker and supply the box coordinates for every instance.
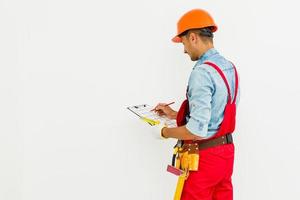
[153,9,240,200]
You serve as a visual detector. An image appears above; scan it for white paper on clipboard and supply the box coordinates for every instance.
[127,104,177,128]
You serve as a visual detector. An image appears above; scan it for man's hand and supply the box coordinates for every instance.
[153,103,178,119]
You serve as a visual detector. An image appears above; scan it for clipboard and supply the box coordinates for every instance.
[127,104,177,128]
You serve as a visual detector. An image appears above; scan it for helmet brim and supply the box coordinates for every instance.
[172,36,182,43]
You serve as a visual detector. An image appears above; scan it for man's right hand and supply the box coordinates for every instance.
[153,103,178,120]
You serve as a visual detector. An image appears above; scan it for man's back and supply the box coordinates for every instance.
[186,48,239,138]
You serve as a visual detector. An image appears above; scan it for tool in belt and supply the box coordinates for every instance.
[167,134,233,200]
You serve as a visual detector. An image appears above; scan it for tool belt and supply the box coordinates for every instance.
[186,133,233,150]
[172,134,233,172]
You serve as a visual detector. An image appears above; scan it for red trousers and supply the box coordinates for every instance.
[181,143,235,200]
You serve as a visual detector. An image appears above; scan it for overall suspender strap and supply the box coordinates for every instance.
[232,63,238,104]
[204,62,238,104]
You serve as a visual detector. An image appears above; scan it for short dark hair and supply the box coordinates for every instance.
[179,27,214,39]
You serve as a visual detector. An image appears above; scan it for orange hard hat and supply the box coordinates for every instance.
[172,9,218,43]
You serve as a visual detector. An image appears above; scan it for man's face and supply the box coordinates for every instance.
[181,34,199,61]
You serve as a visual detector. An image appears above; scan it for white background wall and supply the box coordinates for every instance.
[1,0,300,199]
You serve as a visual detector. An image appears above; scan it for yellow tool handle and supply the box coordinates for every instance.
[173,174,186,200]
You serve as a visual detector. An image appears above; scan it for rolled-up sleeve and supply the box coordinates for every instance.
[186,67,214,138]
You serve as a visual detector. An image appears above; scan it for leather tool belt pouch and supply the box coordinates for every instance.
[175,142,199,172]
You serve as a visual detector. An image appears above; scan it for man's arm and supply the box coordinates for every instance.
[161,125,204,140]
[185,67,213,138]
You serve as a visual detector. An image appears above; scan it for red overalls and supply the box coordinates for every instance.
[177,62,239,200]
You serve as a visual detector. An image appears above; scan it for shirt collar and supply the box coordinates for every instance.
[195,48,219,66]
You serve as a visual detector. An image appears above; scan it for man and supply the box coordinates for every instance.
[153,9,239,200]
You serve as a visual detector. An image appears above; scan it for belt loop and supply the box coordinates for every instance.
[225,134,233,144]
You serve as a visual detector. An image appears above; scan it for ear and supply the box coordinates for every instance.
[188,32,198,44]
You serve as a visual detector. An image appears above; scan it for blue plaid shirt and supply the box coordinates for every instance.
[185,48,240,138]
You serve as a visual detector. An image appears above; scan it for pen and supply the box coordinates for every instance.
[151,101,175,112]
